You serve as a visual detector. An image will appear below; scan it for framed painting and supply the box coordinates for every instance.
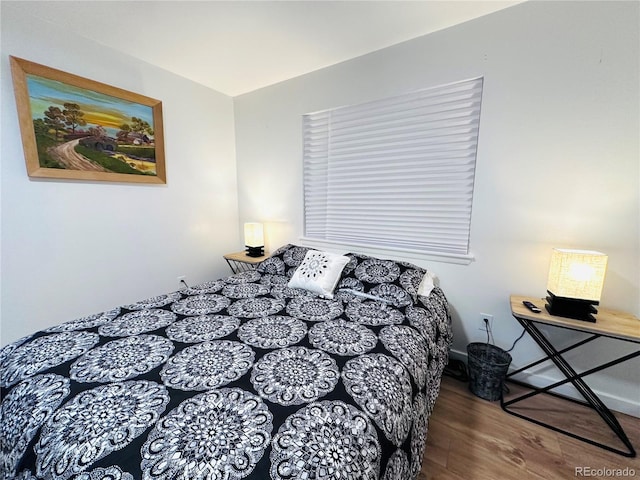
[10,56,166,184]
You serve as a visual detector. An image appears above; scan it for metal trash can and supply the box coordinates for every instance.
[467,342,512,401]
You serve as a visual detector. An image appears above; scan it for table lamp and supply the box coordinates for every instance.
[244,222,264,257]
[545,248,608,322]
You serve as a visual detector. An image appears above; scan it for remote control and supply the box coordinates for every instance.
[522,301,541,313]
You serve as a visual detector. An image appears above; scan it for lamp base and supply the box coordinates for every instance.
[545,291,598,322]
[245,246,264,258]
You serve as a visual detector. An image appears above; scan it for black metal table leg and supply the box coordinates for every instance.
[501,316,639,457]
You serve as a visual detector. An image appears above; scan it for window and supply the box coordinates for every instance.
[302,77,483,263]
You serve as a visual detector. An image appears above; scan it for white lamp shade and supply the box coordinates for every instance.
[244,223,264,247]
[546,248,608,302]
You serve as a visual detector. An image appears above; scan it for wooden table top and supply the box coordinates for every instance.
[510,294,640,342]
[223,251,270,264]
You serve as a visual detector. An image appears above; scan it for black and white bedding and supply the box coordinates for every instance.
[0,245,452,480]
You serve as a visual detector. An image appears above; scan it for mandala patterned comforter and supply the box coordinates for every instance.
[0,246,452,480]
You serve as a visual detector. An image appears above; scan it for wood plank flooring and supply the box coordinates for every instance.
[419,375,640,480]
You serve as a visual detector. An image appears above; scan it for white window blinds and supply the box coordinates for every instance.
[302,77,483,260]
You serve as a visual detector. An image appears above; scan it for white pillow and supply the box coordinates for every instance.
[417,271,437,297]
[288,250,350,299]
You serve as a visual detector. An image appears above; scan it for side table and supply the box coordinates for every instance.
[504,294,640,457]
[223,251,269,274]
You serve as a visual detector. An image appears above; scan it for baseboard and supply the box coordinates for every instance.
[449,348,640,419]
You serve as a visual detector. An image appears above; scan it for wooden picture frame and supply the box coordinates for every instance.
[10,56,166,184]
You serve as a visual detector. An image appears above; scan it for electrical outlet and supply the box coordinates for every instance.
[478,313,493,331]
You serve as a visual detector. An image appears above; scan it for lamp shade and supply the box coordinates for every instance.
[244,223,264,247]
[546,248,608,302]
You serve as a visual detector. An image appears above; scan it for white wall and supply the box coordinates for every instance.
[234,1,640,415]
[1,4,239,346]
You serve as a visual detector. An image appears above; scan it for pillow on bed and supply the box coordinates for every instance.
[256,244,317,277]
[337,253,429,305]
[418,270,437,297]
[287,250,350,299]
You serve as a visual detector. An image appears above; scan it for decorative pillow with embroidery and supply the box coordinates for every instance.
[287,250,350,299]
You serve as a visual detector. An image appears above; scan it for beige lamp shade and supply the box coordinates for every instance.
[244,222,264,248]
[546,248,608,302]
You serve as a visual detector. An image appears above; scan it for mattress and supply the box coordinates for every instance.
[0,245,452,480]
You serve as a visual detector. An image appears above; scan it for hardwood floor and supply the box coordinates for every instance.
[419,375,640,480]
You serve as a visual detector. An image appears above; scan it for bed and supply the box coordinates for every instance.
[0,244,452,480]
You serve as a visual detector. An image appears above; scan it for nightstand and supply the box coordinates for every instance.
[223,251,269,274]
[504,294,640,457]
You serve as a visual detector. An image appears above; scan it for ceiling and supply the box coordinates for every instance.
[7,1,523,96]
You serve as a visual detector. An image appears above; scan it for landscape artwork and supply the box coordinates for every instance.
[10,56,166,184]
